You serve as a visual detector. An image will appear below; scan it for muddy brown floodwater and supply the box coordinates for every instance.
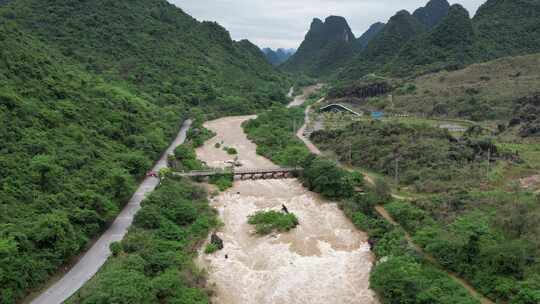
[196,116,379,304]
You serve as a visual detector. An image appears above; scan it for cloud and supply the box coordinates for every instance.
[171,0,487,49]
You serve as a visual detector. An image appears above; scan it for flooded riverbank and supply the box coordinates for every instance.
[196,116,378,304]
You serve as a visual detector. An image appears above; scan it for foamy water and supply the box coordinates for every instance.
[196,116,379,304]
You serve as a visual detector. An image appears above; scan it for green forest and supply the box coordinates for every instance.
[0,0,288,302]
[66,177,218,304]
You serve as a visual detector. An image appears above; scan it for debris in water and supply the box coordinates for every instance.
[211,233,224,250]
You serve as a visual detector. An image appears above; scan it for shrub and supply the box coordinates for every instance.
[247,211,299,235]
[209,174,233,191]
[204,243,219,254]
[224,147,238,155]
[110,242,123,257]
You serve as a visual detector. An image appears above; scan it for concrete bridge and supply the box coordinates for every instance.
[173,167,303,180]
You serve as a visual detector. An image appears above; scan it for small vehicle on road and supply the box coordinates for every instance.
[146,171,159,178]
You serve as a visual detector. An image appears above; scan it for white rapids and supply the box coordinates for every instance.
[196,116,379,304]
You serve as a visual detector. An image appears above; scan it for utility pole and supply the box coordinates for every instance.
[486,145,491,178]
[394,155,400,184]
[349,142,353,165]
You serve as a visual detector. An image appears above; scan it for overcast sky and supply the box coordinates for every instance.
[171,0,486,49]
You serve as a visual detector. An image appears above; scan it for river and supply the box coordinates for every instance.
[196,116,378,304]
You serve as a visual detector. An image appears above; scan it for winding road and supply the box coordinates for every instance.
[29,120,192,304]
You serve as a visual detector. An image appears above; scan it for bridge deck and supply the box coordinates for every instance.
[173,167,302,178]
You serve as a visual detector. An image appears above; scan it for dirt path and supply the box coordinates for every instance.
[287,84,323,108]
[196,116,378,304]
[28,120,192,304]
[297,103,323,155]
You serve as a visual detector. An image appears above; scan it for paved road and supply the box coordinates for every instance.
[30,120,192,304]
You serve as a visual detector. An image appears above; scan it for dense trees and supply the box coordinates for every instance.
[311,120,496,192]
[67,178,217,304]
[243,106,310,166]
[385,190,540,303]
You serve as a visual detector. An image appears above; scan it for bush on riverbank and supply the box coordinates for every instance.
[187,123,216,148]
[248,211,299,235]
[204,243,220,254]
[209,174,233,191]
[173,144,204,171]
[67,178,217,303]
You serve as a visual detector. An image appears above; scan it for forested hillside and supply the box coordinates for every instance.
[0,0,288,302]
[388,4,475,76]
[6,0,287,114]
[311,121,493,193]
[474,0,540,61]
[338,0,540,80]
[353,22,385,51]
[339,10,426,80]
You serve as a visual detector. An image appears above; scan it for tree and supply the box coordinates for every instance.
[30,154,63,192]
[104,168,136,203]
[31,212,79,258]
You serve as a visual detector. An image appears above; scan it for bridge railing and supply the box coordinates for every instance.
[234,167,302,174]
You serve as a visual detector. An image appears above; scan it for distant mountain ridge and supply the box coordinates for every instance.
[413,0,451,29]
[262,47,296,66]
[285,0,450,77]
[286,0,540,81]
[282,16,356,75]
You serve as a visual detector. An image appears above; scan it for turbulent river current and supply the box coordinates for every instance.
[196,115,379,304]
